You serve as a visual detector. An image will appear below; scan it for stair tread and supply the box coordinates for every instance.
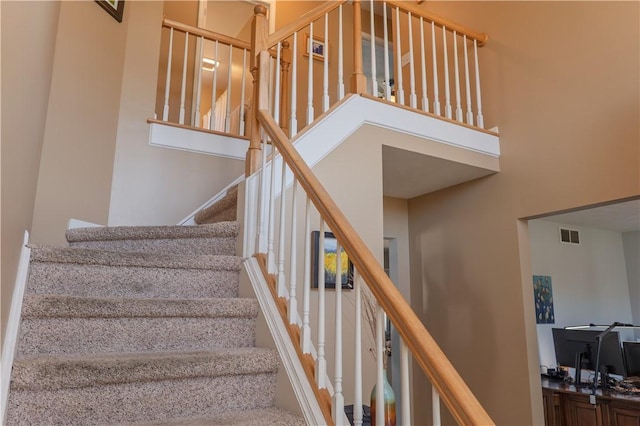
[21,294,259,319]
[11,348,279,391]
[66,221,239,242]
[194,186,238,225]
[126,407,305,426]
[29,246,242,270]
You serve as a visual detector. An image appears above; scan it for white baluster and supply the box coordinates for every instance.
[432,385,441,426]
[323,13,330,112]
[463,35,473,125]
[290,32,298,137]
[453,32,463,122]
[431,22,441,115]
[267,144,277,274]
[274,42,282,125]
[419,17,429,112]
[240,48,247,135]
[301,196,312,354]
[408,12,417,108]
[255,130,268,253]
[382,2,391,101]
[394,7,404,105]
[277,156,287,298]
[338,5,345,100]
[225,45,233,132]
[369,0,377,96]
[307,22,314,125]
[332,241,344,425]
[474,39,484,128]
[354,269,363,426]
[179,32,189,125]
[442,26,452,119]
[193,36,204,127]
[400,340,411,426]
[162,27,173,121]
[288,180,299,324]
[375,304,384,426]
[316,221,327,388]
[209,40,219,130]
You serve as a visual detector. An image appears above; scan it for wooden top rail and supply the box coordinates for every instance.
[257,107,494,426]
[162,18,252,51]
[265,1,348,48]
[386,0,488,46]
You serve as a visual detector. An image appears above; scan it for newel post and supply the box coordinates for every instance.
[350,0,367,94]
[279,41,291,137]
[246,4,269,176]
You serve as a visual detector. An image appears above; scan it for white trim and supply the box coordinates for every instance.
[149,122,249,160]
[1,231,31,424]
[67,218,104,229]
[244,258,329,426]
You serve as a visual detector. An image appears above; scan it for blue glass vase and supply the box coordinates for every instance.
[370,369,396,426]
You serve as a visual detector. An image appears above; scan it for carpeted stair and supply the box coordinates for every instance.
[194,186,238,225]
[6,221,304,425]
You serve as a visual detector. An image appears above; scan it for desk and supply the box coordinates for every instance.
[542,377,640,426]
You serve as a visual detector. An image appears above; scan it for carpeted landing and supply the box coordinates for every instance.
[6,221,304,425]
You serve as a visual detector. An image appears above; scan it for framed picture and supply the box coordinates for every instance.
[312,231,353,289]
[304,34,326,61]
[95,0,124,23]
[533,275,555,324]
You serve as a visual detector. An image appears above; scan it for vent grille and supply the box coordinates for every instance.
[559,227,580,244]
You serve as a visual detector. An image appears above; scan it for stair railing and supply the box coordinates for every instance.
[244,41,494,423]
[156,19,251,136]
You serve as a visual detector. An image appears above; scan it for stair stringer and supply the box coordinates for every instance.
[244,257,329,426]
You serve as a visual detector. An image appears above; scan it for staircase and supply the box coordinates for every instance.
[5,220,304,425]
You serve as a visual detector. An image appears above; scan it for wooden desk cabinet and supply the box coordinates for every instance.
[542,378,640,426]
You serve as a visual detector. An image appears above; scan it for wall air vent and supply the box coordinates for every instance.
[559,227,580,244]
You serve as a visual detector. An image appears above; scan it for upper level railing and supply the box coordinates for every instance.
[155,0,491,149]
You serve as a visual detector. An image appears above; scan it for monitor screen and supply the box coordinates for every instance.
[552,328,626,376]
[623,341,640,378]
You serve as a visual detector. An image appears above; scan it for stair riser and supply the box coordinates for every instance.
[27,263,240,299]
[7,373,276,426]
[68,237,237,255]
[18,317,256,356]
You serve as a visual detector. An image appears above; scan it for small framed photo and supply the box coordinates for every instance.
[304,34,326,61]
[95,0,124,23]
[311,231,353,289]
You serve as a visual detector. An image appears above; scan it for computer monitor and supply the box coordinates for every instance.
[552,328,626,385]
[623,341,640,378]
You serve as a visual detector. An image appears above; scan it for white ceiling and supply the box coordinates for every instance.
[539,199,640,233]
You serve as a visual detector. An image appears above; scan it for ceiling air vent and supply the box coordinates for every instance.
[559,227,580,245]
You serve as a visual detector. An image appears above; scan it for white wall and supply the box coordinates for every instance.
[529,219,633,369]
[622,231,640,338]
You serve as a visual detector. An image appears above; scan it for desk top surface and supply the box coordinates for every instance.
[541,376,640,403]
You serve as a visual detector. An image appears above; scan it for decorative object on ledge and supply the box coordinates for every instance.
[95,0,124,23]
[312,231,353,289]
[304,33,326,61]
[533,275,555,324]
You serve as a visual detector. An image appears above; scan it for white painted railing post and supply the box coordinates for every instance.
[431,22,441,115]
[382,2,391,101]
[369,0,377,96]
[463,35,474,126]
[354,269,363,426]
[288,180,299,324]
[375,304,385,426]
[442,26,452,119]
[301,196,312,354]
[453,31,463,122]
[419,17,429,112]
[394,7,405,105]
[316,221,327,388]
[474,39,484,128]
[277,157,287,298]
[432,386,442,426]
[307,22,315,125]
[323,13,330,112]
[193,36,204,127]
[332,241,345,425]
[179,32,189,125]
[408,12,417,108]
[267,143,277,274]
[337,5,345,100]
[240,48,247,135]
[209,41,219,130]
[162,28,174,121]
[400,340,411,426]
[225,45,233,132]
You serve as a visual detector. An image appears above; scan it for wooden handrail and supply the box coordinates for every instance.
[162,18,252,51]
[385,0,489,46]
[265,1,348,48]
[257,107,495,426]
